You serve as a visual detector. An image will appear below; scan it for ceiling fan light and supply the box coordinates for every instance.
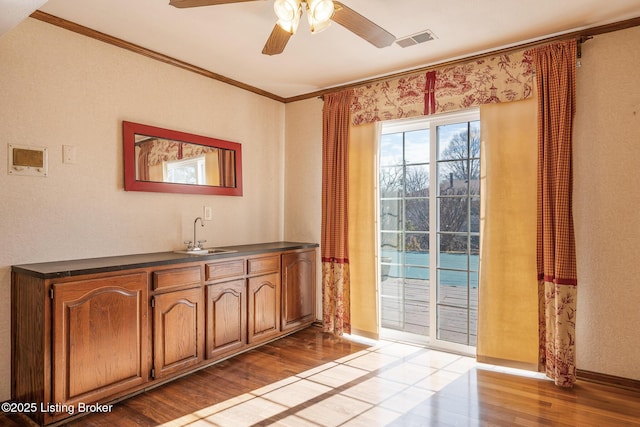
[307,0,334,23]
[308,16,331,33]
[276,18,297,34]
[274,0,302,21]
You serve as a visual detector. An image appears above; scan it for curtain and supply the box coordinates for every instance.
[351,48,534,125]
[221,149,235,187]
[477,97,539,370]
[534,40,578,387]
[321,89,354,335]
[347,122,378,338]
[136,140,153,181]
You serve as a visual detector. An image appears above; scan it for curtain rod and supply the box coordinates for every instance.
[577,35,594,58]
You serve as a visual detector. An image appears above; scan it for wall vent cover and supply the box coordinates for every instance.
[396,29,436,48]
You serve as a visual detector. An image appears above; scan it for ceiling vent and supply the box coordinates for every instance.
[396,29,436,48]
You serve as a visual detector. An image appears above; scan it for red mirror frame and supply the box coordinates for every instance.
[123,121,243,196]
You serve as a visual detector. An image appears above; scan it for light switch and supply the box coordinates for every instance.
[63,145,77,164]
[204,206,213,221]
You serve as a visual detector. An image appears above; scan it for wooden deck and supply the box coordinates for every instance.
[381,278,478,345]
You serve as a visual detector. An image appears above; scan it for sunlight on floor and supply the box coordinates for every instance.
[157,338,543,427]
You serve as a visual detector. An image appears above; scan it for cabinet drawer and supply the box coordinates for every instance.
[206,258,246,281]
[153,266,202,292]
[247,255,280,276]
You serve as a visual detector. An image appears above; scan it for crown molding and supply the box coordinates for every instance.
[31,11,640,104]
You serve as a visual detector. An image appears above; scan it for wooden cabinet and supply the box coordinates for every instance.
[151,266,204,379]
[51,273,149,410]
[206,279,247,359]
[152,287,204,379]
[281,249,316,331]
[12,243,317,425]
[248,272,281,344]
[247,255,281,344]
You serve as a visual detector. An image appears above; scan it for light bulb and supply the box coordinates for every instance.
[275,0,302,34]
[307,0,334,23]
[274,0,302,21]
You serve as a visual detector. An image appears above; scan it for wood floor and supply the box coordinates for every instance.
[3,326,640,426]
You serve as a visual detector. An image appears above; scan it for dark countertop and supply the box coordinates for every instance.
[12,241,319,279]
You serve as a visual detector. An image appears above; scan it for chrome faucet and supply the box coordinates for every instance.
[184,217,206,251]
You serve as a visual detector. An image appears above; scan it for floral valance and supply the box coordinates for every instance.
[140,138,218,167]
[351,48,534,125]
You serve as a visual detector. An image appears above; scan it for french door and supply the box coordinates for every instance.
[379,110,480,353]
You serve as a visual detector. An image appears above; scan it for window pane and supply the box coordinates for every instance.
[470,198,480,232]
[405,129,430,164]
[405,165,429,196]
[406,265,429,283]
[438,271,468,306]
[381,199,402,231]
[469,159,480,191]
[438,197,469,232]
[469,308,478,346]
[380,232,402,263]
[405,234,429,263]
[405,198,429,232]
[380,258,402,286]
[439,235,468,270]
[439,160,470,194]
[380,133,403,166]
[438,122,469,160]
[381,296,402,329]
[438,305,470,344]
[470,235,480,271]
[380,166,404,197]
[470,270,479,289]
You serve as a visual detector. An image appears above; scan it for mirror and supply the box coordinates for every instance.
[123,121,242,196]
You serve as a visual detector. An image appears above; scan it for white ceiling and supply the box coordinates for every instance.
[13,0,640,99]
[0,0,47,34]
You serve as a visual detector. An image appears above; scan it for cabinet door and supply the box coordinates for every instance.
[52,273,149,407]
[281,249,316,331]
[247,273,280,344]
[206,279,247,359]
[153,287,204,379]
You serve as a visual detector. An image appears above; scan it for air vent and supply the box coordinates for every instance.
[396,29,436,48]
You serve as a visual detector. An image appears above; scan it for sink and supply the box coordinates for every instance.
[174,248,237,256]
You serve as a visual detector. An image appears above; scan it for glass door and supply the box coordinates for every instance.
[379,126,431,337]
[434,120,480,348]
[379,111,479,352]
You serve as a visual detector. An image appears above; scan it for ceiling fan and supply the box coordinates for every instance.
[169,0,396,55]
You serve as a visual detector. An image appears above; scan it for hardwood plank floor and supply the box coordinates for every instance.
[3,326,640,426]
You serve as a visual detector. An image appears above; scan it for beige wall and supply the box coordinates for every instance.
[574,25,640,380]
[284,98,323,318]
[283,99,323,244]
[0,18,286,401]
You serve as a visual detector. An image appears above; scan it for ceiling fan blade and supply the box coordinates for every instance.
[169,0,261,8]
[331,1,395,48]
[262,25,292,56]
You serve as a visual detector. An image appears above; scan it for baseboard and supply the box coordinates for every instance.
[577,369,640,391]
[476,355,539,372]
